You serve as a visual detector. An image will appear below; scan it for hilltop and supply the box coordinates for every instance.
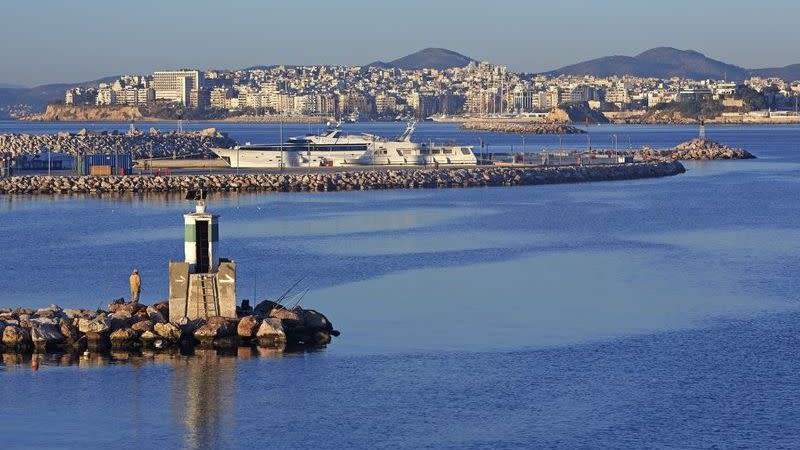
[369,48,475,70]
[549,47,800,81]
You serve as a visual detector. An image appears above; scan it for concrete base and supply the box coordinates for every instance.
[169,261,236,322]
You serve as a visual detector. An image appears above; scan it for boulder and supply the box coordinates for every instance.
[30,322,65,349]
[152,301,169,320]
[253,299,279,317]
[194,317,235,343]
[35,304,66,320]
[236,315,261,339]
[107,298,126,313]
[269,308,302,327]
[63,309,86,319]
[139,330,158,346]
[120,302,146,315]
[131,320,154,334]
[302,309,332,331]
[59,319,79,341]
[2,325,32,349]
[78,316,110,334]
[31,317,59,326]
[256,318,286,347]
[146,305,166,324]
[176,317,205,336]
[154,322,181,342]
[109,311,133,331]
[109,328,138,349]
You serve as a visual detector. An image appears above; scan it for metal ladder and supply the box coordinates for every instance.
[197,275,219,318]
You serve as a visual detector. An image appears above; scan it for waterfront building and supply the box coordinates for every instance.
[153,70,203,106]
[95,84,117,106]
[209,87,232,109]
[65,88,97,105]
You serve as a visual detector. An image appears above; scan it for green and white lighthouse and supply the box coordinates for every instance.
[183,201,219,274]
[169,194,237,322]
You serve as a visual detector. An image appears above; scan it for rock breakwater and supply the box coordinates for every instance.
[0,127,236,160]
[0,162,686,195]
[636,138,755,160]
[459,120,586,134]
[0,300,337,355]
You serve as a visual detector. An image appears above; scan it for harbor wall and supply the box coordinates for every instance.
[0,161,686,195]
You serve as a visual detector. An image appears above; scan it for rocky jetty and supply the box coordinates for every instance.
[0,162,686,195]
[0,300,338,355]
[459,120,586,134]
[635,138,756,160]
[0,127,236,160]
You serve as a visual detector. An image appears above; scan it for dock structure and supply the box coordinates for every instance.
[168,191,236,322]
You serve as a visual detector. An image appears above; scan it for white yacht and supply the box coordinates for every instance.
[211,122,477,169]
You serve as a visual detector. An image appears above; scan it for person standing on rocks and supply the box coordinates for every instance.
[129,269,142,304]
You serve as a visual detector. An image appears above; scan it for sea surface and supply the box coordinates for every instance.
[1,122,800,448]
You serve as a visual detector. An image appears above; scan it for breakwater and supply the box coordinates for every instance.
[0,162,686,195]
[459,120,585,134]
[633,138,756,160]
[0,127,235,159]
[0,300,337,354]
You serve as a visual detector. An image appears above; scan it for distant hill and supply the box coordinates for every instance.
[549,47,800,81]
[0,76,118,113]
[750,63,800,81]
[369,48,475,70]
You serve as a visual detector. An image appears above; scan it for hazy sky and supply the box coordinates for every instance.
[1,0,799,86]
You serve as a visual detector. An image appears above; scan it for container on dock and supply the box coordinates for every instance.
[82,154,133,176]
[89,165,112,176]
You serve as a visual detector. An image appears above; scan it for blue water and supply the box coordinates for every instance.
[2,122,800,448]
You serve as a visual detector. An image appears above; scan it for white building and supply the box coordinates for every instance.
[152,70,203,106]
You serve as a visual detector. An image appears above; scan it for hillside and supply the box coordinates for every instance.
[0,76,118,116]
[369,48,475,70]
[549,47,800,81]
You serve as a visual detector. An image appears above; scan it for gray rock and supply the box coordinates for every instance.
[78,316,110,334]
[30,322,65,349]
[154,322,182,342]
[256,318,286,348]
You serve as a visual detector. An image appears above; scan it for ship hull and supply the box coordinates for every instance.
[212,147,477,168]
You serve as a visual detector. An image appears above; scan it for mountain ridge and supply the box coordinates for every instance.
[548,47,800,81]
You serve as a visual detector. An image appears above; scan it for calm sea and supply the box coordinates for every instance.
[1,121,800,448]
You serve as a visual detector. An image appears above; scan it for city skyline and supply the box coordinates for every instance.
[2,0,800,86]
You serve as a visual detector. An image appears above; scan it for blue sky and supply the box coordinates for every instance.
[1,0,798,86]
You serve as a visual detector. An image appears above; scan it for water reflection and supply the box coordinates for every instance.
[169,349,237,450]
